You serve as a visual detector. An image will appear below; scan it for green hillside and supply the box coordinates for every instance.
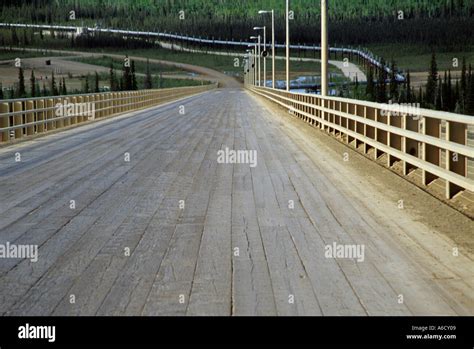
[1,0,473,47]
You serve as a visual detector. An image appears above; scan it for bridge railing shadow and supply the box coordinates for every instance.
[249,85,474,200]
[0,84,217,144]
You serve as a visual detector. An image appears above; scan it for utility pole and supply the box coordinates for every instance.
[321,0,329,96]
[286,0,290,91]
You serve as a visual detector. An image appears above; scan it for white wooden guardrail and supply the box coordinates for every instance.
[249,86,474,199]
[0,84,217,144]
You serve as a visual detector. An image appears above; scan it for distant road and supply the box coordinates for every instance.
[2,47,241,88]
[160,41,367,82]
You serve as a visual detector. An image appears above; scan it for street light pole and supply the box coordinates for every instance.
[321,0,329,96]
[286,0,290,91]
[263,27,266,87]
[254,26,266,87]
[257,35,261,86]
[246,49,254,86]
[271,10,275,89]
[249,39,258,86]
[258,10,275,89]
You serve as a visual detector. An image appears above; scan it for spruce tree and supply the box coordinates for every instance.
[447,71,453,111]
[131,61,137,90]
[435,78,443,110]
[454,80,461,113]
[50,71,58,96]
[94,72,100,93]
[442,71,449,111]
[122,57,131,91]
[460,57,467,111]
[425,52,438,106]
[84,74,90,93]
[18,67,26,98]
[30,69,36,97]
[376,60,387,103]
[406,70,412,103]
[467,65,474,115]
[353,75,359,99]
[62,77,67,95]
[144,59,153,89]
[389,61,398,101]
[109,63,116,91]
[365,67,375,101]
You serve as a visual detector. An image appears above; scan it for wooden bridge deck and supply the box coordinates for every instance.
[0,89,473,316]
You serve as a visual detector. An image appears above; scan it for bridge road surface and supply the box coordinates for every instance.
[0,88,473,316]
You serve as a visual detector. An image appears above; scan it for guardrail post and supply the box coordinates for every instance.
[26,100,35,136]
[37,99,45,133]
[377,107,388,160]
[63,97,71,127]
[54,98,63,129]
[404,113,419,175]
[421,117,438,185]
[113,93,118,115]
[66,97,77,125]
[0,102,10,142]
[347,102,355,144]
[388,111,402,167]
[78,96,84,123]
[446,121,467,198]
[96,94,101,118]
[46,99,54,131]
[13,101,23,140]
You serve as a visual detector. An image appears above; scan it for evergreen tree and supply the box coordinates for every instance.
[353,75,359,99]
[144,59,153,89]
[425,52,438,106]
[389,61,398,101]
[17,67,26,98]
[50,71,58,96]
[460,57,467,111]
[454,79,461,113]
[376,60,387,103]
[442,71,449,111]
[0,83,3,100]
[94,72,100,92]
[365,67,375,101]
[131,61,137,90]
[467,66,474,115]
[42,82,48,96]
[435,78,443,110]
[122,57,131,91]
[30,69,36,97]
[84,74,90,93]
[447,70,453,111]
[406,70,412,103]
[61,77,67,95]
[109,63,116,91]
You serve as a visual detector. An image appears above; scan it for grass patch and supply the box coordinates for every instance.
[0,48,65,61]
[366,44,474,72]
[69,55,187,75]
[97,47,342,76]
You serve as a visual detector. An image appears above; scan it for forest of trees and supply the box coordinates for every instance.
[0,0,473,48]
[1,57,158,100]
[347,54,474,116]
